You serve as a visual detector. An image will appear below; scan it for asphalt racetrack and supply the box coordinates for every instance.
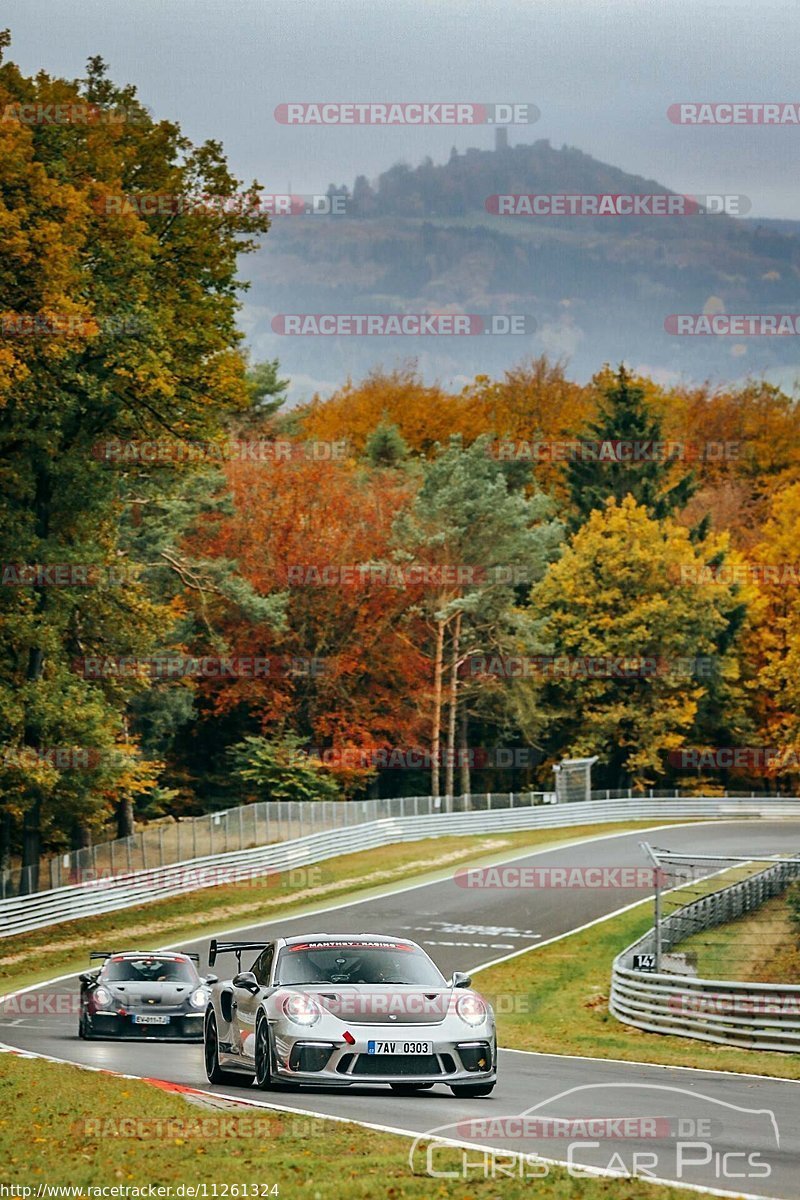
[4,821,800,1198]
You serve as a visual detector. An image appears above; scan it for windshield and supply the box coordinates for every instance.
[275,940,445,986]
[102,956,199,984]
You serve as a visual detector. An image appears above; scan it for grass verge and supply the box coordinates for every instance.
[0,1051,699,1197]
[0,819,698,996]
[476,898,800,1079]
[678,892,800,983]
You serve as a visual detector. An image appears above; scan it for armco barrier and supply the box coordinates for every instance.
[2,791,550,897]
[2,794,800,940]
[3,786,778,897]
[611,856,800,1052]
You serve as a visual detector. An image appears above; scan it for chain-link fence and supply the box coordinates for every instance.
[1,790,553,898]
[612,849,800,1050]
[6,786,798,900]
[635,848,800,978]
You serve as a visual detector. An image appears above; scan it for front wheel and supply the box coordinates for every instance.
[254,1016,275,1090]
[450,1082,495,1098]
[204,1012,241,1085]
[390,1082,435,1093]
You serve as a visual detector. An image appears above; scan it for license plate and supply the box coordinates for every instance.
[367,1040,431,1055]
[134,1014,170,1025]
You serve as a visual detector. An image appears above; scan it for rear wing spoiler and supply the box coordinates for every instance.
[89,950,200,964]
[208,939,271,969]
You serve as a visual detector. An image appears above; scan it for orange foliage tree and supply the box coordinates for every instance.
[186,456,430,791]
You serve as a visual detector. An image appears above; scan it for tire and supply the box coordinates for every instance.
[256,1023,304,1090]
[390,1082,435,1093]
[449,1082,496,1098]
[254,1016,274,1090]
[77,1015,87,1040]
[204,1011,241,1085]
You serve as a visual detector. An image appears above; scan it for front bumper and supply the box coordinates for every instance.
[86,1010,205,1041]
[272,1025,496,1086]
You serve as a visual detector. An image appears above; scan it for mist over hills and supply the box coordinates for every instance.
[241,137,800,400]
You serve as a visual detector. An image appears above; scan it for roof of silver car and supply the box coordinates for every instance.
[282,933,414,946]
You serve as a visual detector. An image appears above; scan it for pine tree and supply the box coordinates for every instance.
[363,421,409,468]
[566,365,695,527]
[394,436,562,796]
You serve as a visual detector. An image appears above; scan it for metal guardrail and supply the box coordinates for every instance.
[611,857,800,1052]
[4,784,781,897]
[2,790,552,897]
[3,793,800,940]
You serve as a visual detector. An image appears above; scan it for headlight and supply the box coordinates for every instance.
[283,993,321,1026]
[189,987,209,1009]
[456,993,487,1026]
[94,986,112,1008]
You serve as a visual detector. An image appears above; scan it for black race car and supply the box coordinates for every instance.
[78,950,217,1041]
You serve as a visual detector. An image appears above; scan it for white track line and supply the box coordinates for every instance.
[2,817,798,1200]
[0,1043,784,1200]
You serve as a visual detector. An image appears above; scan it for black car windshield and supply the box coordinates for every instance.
[275,941,445,986]
[102,956,198,984]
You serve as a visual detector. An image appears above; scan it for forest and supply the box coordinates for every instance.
[2,38,800,885]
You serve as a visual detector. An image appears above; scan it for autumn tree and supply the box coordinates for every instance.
[297,367,467,456]
[184,455,428,798]
[0,37,271,884]
[524,496,751,788]
[672,380,800,550]
[749,484,800,782]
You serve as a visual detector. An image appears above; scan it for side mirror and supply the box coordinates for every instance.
[78,973,93,985]
[452,971,472,989]
[204,974,218,985]
[232,971,260,993]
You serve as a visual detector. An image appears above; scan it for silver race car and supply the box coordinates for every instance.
[203,933,496,1096]
[78,950,216,1041]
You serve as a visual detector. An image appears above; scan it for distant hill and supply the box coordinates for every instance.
[241,138,800,400]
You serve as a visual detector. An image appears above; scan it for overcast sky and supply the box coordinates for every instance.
[2,0,799,219]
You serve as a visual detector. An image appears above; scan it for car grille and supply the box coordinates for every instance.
[350,1054,442,1077]
[457,1043,492,1072]
[288,1044,334,1072]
